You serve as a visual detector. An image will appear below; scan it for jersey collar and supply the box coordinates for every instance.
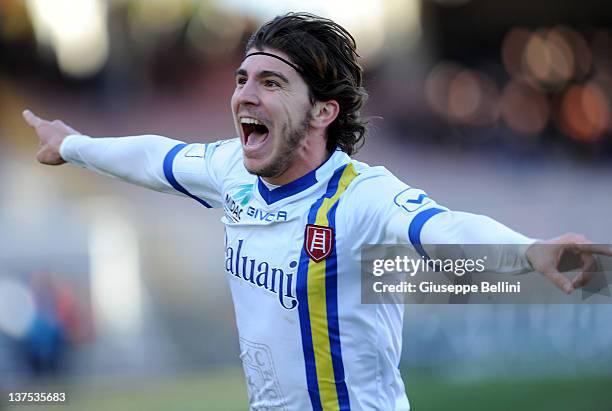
[256,150,350,205]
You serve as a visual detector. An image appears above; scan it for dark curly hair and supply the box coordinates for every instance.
[245,13,369,156]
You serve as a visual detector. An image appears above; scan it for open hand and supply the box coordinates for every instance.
[526,233,612,294]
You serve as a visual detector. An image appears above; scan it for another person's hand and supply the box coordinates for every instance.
[526,233,612,294]
[23,109,80,165]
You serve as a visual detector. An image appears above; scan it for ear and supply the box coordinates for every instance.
[310,100,339,130]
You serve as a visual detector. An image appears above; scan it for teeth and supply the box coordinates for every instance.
[240,117,264,126]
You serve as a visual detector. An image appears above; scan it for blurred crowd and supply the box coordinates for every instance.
[1,0,610,156]
[0,271,91,381]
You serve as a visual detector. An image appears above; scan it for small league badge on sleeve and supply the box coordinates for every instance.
[174,144,207,174]
[304,224,333,262]
[184,144,206,158]
[394,188,431,213]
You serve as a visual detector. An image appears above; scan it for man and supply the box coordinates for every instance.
[24,12,611,411]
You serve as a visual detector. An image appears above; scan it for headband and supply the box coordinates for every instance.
[244,51,303,74]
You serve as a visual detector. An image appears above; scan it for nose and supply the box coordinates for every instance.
[235,78,260,107]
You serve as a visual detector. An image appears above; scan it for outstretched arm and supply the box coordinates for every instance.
[23,109,184,194]
[421,211,612,294]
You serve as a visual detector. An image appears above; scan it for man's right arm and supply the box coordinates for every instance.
[59,133,183,194]
[23,109,183,194]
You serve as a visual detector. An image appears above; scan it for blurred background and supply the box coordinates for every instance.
[1,0,611,410]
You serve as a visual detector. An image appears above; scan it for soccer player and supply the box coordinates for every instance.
[24,13,611,411]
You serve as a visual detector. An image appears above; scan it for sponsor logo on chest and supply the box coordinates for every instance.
[224,184,288,223]
[225,239,298,310]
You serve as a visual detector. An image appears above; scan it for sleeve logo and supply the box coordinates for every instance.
[394,188,431,213]
[304,224,333,262]
[184,144,206,158]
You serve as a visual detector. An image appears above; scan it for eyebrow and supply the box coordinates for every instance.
[234,68,290,84]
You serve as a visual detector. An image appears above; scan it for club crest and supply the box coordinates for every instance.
[304,224,334,262]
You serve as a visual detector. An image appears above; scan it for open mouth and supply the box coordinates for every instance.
[241,118,270,148]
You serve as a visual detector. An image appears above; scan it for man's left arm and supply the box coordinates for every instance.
[418,210,612,294]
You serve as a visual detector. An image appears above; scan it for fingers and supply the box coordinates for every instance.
[573,243,612,256]
[23,109,80,136]
[531,233,609,294]
[571,271,593,289]
[571,253,598,288]
[22,109,44,128]
[557,233,612,256]
[543,269,573,294]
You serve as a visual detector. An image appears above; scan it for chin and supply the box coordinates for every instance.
[245,157,289,179]
[243,157,267,176]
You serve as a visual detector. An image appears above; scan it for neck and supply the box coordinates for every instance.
[263,134,329,186]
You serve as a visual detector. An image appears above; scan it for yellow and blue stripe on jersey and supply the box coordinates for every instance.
[297,162,358,411]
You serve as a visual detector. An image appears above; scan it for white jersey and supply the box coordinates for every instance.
[60,135,534,411]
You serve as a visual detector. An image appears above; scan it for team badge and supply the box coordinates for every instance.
[304,224,333,262]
